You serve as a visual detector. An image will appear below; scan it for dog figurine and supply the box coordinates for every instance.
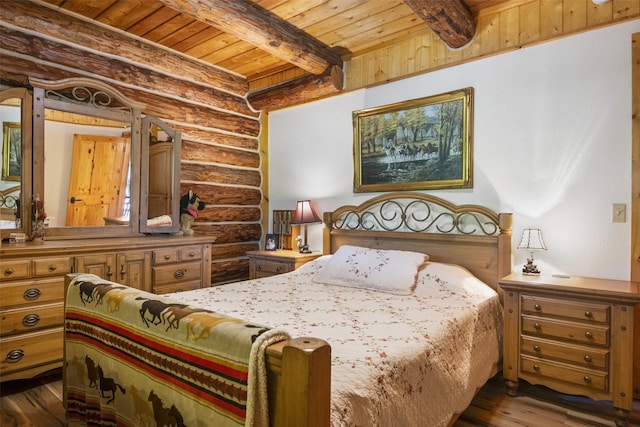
[179,190,206,236]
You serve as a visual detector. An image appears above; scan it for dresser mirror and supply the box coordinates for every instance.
[0,87,32,238]
[30,77,144,239]
[139,115,181,234]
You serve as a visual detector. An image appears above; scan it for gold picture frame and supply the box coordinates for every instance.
[353,87,473,193]
[2,122,21,182]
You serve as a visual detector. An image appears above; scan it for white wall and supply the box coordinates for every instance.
[269,20,640,281]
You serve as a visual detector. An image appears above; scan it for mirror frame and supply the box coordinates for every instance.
[140,115,181,234]
[0,87,32,239]
[30,77,145,239]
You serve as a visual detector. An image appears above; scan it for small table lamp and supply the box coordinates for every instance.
[517,228,547,275]
[290,200,321,254]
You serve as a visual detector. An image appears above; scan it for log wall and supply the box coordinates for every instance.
[0,1,262,285]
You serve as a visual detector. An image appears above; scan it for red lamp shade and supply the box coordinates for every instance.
[290,200,321,253]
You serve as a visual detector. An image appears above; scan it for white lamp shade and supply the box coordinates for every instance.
[517,228,547,250]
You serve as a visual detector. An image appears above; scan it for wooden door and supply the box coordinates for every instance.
[65,134,130,226]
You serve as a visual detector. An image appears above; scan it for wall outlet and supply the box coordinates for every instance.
[612,203,626,223]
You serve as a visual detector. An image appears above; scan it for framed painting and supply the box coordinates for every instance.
[353,87,473,193]
[2,122,21,182]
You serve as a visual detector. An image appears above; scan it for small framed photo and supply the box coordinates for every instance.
[265,234,278,251]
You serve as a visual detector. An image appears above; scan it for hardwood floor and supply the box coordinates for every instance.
[1,369,638,427]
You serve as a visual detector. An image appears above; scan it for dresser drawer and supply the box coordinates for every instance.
[180,246,202,262]
[520,355,608,393]
[154,280,201,295]
[521,336,609,369]
[152,248,179,265]
[253,259,291,276]
[0,260,30,281]
[0,327,64,375]
[152,262,201,286]
[521,295,609,323]
[33,257,72,277]
[521,315,609,346]
[0,302,64,336]
[0,277,66,308]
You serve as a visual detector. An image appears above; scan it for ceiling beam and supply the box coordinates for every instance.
[403,0,476,49]
[157,0,343,75]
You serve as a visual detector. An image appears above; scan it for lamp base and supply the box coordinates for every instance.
[522,258,541,275]
[298,245,312,254]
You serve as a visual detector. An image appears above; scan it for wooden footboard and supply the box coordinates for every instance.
[265,337,331,427]
[63,273,331,427]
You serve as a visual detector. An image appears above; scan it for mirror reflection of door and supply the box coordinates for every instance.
[66,134,130,226]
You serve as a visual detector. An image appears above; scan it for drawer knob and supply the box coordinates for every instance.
[533,345,540,352]
[164,255,171,260]
[276,267,282,272]
[584,355,592,363]
[533,364,540,371]
[584,311,592,318]
[4,268,14,275]
[6,349,24,363]
[583,376,591,384]
[23,288,41,300]
[257,265,262,271]
[533,323,541,330]
[584,331,593,339]
[534,304,541,311]
[22,314,40,327]
[48,264,57,271]
[106,266,113,278]
[174,269,185,279]
[188,252,195,257]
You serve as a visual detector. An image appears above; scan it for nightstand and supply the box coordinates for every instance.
[246,250,322,279]
[499,273,640,427]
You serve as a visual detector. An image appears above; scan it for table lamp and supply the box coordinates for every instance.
[517,228,547,275]
[290,200,321,253]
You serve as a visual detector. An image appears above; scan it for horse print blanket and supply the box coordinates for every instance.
[64,274,289,427]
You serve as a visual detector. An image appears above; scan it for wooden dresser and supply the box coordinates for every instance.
[247,250,322,279]
[0,236,212,382]
[499,273,640,427]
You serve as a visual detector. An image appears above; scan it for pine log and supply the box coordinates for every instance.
[210,242,260,260]
[172,125,258,151]
[182,139,260,168]
[210,259,250,285]
[403,0,476,49]
[248,65,343,111]
[0,53,259,137]
[193,223,262,243]
[157,0,343,75]
[181,164,261,191]
[180,184,262,206]
[0,27,255,117]
[198,206,261,223]
[0,0,248,95]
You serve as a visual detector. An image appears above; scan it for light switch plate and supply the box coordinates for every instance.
[612,203,626,223]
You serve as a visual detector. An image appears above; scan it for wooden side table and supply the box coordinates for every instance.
[499,273,640,427]
[247,250,322,279]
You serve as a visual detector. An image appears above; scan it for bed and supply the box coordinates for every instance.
[63,191,512,427]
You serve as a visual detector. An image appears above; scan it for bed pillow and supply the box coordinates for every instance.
[312,245,428,294]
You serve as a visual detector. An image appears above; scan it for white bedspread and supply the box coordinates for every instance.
[167,256,503,427]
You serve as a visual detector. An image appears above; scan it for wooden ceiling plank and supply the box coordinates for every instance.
[156,0,343,74]
[157,20,212,49]
[144,14,197,44]
[402,0,477,48]
[170,25,224,52]
[126,6,182,37]
[95,0,165,31]
[0,1,248,95]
